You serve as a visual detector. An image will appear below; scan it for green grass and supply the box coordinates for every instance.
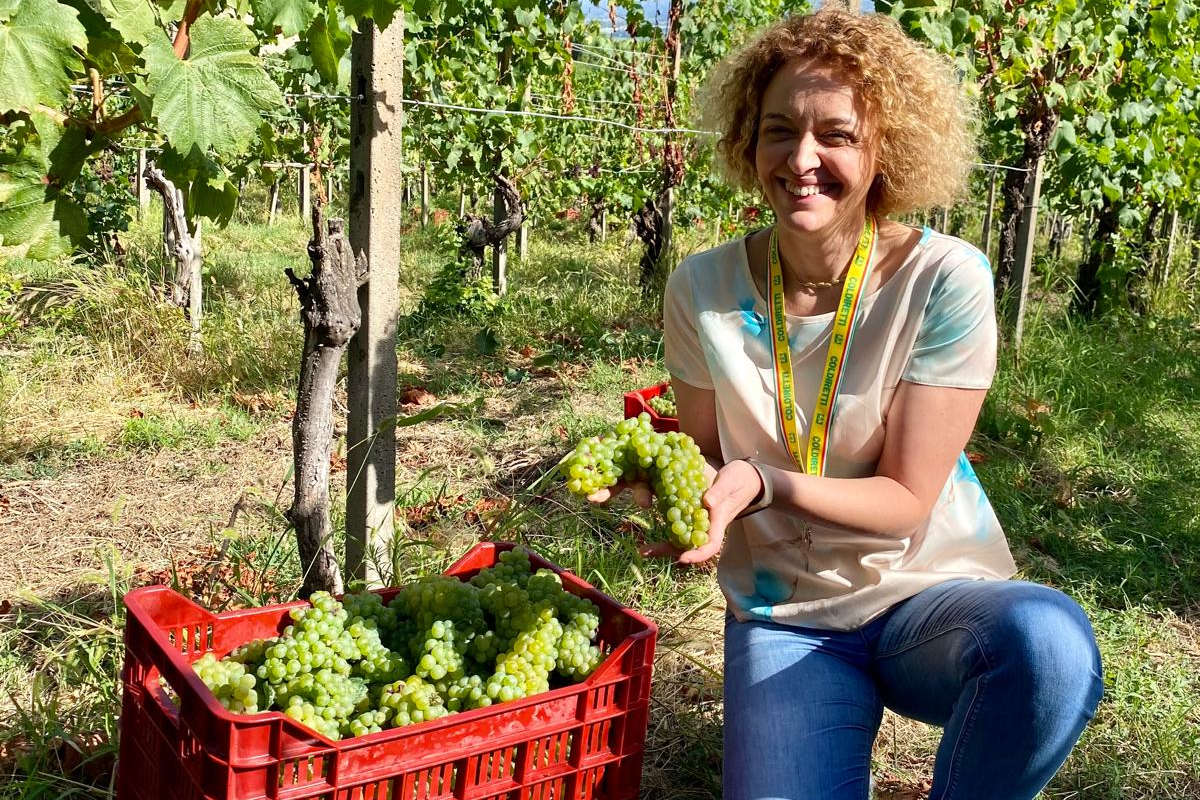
[1,205,1199,798]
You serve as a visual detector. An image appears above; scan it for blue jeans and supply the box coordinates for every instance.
[723,579,1104,800]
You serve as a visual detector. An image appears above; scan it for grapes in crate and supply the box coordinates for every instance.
[562,413,710,550]
[647,386,676,417]
[190,548,604,741]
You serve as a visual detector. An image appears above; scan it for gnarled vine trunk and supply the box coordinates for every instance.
[286,207,365,598]
[144,163,202,352]
[458,174,524,278]
[1072,199,1119,318]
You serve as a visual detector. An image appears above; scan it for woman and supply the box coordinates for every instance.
[594,10,1103,800]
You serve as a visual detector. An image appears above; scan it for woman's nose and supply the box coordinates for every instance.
[787,133,820,174]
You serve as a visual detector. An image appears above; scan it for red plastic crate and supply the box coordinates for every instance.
[621,383,678,433]
[117,542,657,800]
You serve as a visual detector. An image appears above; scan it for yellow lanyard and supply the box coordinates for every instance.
[767,216,877,476]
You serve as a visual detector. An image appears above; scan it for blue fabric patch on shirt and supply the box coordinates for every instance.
[736,568,792,619]
[739,298,769,342]
[918,226,933,246]
[955,452,995,539]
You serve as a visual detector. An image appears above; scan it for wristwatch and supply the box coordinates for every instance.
[734,457,773,519]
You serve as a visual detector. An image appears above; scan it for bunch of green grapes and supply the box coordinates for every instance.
[377,676,448,726]
[484,605,563,703]
[193,653,260,713]
[412,619,468,683]
[647,387,677,417]
[469,547,533,590]
[190,548,612,742]
[562,414,711,550]
[347,619,410,684]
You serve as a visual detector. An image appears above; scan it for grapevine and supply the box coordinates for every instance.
[190,549,606,741]
[562,412,710,550]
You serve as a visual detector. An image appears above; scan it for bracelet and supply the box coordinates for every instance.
[734,458,773,519]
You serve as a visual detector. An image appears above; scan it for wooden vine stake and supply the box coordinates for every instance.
[286,206,361,598]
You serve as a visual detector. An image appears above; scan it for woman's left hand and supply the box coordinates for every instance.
[641,458,765,564]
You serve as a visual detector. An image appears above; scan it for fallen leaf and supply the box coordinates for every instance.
[0,599,11,615]
[966,450,986,465]
[465,496,511,527]
[554,425,568,441]
[519,345,535,358]
[1024,397,1051,417]
[330,452,347,472]
[400,386,437,406]
[129,408,145,418]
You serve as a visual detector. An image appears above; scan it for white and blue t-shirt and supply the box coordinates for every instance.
[664,227,1017,631]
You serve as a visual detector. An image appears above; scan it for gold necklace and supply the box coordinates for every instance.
[774,230,853,291]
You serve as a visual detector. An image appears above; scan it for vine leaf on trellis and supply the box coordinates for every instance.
[252,0,317,38]
[98,0,160,49]
[0,0,88,114]
[0,115,88,258]
[142,16,284,157]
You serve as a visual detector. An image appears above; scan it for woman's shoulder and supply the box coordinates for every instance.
[668,236,749,295]
[912,228,994,278]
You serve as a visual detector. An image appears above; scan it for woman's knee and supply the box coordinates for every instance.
[984,582,1103,714]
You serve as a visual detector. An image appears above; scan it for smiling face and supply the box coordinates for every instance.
[755,60,877,238]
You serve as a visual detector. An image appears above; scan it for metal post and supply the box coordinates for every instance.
[1012,155,1044,353]
[347,16,403,585]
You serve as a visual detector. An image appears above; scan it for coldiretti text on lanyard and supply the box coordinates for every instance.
[766,215,877,476]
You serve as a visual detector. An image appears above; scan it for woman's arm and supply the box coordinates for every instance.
[762,380,986,536]
[673,378,987,564]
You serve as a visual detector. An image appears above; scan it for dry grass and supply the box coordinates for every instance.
[0,414,298,599]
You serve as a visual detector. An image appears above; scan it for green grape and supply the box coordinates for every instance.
[561,414,711,550]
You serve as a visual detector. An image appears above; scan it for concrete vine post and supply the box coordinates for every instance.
[981,167,997,261]
[1011,154,1044,354]
[346,16,403,585]
[136,148,148,220]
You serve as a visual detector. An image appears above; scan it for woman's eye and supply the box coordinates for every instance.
[825,131,854,142]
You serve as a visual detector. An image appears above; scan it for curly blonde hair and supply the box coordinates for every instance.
[704,9,976,217]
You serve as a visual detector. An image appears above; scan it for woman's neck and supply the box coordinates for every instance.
[774,213,868,288]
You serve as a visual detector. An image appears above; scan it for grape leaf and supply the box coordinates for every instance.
[99,0,159,48]
[154,145,239,225]
[142,17,284,157]
[306,12,339,85]
[251,0,316,37]
[0,175,85,260]
[0,0,88,114]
